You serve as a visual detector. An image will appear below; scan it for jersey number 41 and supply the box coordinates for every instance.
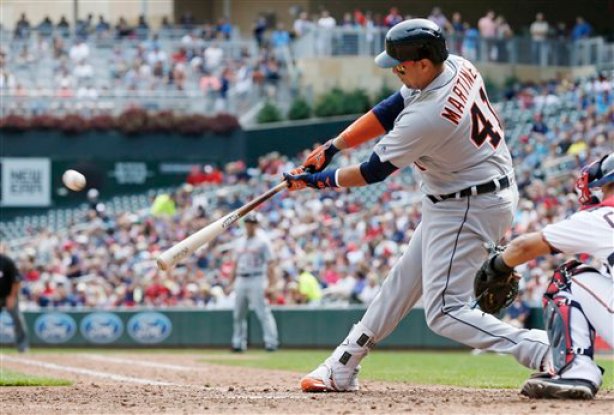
[470,87,503,150]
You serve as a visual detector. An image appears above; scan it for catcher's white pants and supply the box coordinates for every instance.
[360,186,549,370]
[560,270,613,386]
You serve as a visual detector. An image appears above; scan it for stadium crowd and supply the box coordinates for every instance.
[7,72,612,327]
[1,7,600,117]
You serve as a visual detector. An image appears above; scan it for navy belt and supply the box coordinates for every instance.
[427,176,510,204]
[238,272,263,278]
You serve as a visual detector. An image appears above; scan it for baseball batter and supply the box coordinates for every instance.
[284,19,549,392]
[482,153,613,399]
[229,213,279,352]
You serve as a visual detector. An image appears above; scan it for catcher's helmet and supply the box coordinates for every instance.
[375,18,448,68]
[576,152,614,204]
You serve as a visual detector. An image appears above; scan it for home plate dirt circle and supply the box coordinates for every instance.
[1,352,612,414]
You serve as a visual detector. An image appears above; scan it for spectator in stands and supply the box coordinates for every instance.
[462,22,479,61]
[504,294,531,328]
[384,7,402,28]
[96,15,110,36]
[316,10,336,56]
[14,13,30,39]
[69,38,90,62]
[116,16,132,38]
[495,15,513,62]
[57,15,70,37]
[217,17,232,40]
[73,59,94,83]
[253,15,267,48]
[37,16,54,37]
[478,10,497,61]
[203,43,224,72]
[427,7,451,33]
[271,23,290,48]
[137,14,149,39]
[448,12,464,53]
[293,11,314,38]
[571,16,592,41]
[530,12,550,65]
[297,265,322,304]
[179,11,195,30]
[76,14,93,39]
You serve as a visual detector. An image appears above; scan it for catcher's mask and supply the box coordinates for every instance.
[576,152,614,205]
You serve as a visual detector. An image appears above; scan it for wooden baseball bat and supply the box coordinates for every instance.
[156,181,288,271]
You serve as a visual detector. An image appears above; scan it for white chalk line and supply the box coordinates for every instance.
[0,355,178,386]
[1,354,309,400]
[82,354,194,371]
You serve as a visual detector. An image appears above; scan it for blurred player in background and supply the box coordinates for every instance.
[229,213,279,352]
[481,153,614,399]
[0,248,29,353]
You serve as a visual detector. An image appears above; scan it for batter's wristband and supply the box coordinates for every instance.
[493,255,514,274]
[324,141,340,158]
[310,169,338,188]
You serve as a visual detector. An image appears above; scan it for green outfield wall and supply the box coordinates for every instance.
[0,307,544,348]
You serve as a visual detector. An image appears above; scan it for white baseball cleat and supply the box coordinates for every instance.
[300,359,360,392]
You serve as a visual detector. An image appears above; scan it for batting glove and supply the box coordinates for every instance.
[283,169,338,191]
[302,139,340,173]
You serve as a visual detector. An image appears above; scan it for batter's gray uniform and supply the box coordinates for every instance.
[231,232,279,351]
[363,55,548,368]
[309,55,549,389]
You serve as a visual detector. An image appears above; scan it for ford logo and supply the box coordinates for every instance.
[80,312,123,344]
[127,312,172,344]
[0,311,15,343]
[34,313,76,344]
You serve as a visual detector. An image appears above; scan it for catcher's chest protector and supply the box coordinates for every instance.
[543,260,597,375]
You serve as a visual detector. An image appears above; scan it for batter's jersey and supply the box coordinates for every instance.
[234,234,274,276]
[374,54,513,195]
[542,205,614,276]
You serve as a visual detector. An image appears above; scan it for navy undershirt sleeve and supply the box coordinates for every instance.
[371,91,404,132]
[359,152,399,184]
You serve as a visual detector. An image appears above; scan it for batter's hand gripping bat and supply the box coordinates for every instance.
[156,181,288,271]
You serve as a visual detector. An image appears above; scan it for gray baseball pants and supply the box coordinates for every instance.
[232,275,279,350]
[361,186,549,369]
[0,297,29,352]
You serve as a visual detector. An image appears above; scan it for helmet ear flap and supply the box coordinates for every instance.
[576,170,593,205]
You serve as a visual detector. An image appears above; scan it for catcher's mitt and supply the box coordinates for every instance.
[473,245,519,314]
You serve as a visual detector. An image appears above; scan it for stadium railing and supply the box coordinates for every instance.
[291,27,614,69]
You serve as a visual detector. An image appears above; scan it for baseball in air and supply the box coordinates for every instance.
[62,169,86,191]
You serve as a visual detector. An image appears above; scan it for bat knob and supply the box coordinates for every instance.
[156,257,169,271]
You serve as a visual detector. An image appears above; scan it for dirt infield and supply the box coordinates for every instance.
[1,352,612,414]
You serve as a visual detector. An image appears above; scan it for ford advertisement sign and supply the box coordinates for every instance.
[34,313,77,344]
[127,312,172,344]
[80,312,123,344]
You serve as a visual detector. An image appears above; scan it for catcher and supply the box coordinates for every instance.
[475,152,614,399]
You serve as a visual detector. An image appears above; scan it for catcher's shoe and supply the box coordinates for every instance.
[300,360,360,392]
[521,377,598,400]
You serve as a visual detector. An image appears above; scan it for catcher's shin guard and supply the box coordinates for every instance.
[543,261,597,376]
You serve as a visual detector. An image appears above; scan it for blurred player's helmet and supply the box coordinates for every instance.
[576,152,614,205]
[375,18,448,68]
[244,213,259,224]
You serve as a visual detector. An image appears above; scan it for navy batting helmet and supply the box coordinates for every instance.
[375,18,448,68]
[576,152,614,204]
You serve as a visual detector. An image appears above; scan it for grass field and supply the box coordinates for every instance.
[0,367,71,387]
[200,350,614,389]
